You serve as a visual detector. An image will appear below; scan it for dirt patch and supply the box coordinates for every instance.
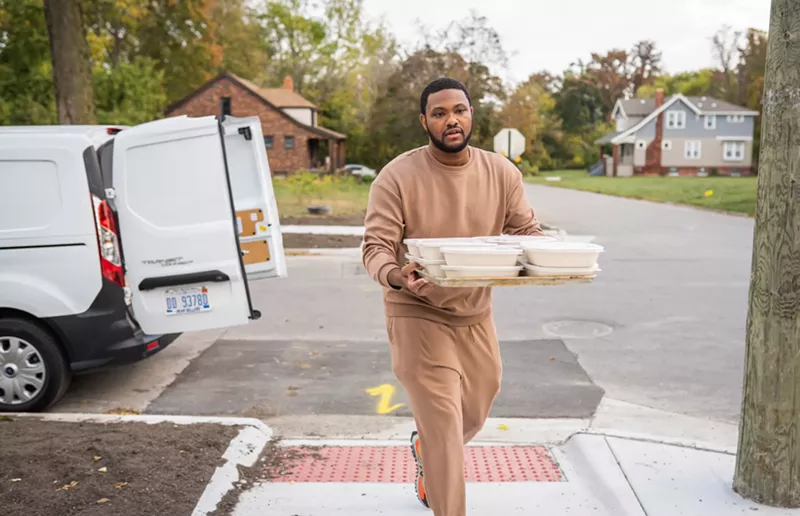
[210,439,324,516]
[0,418,237,516]
[281,212,365,226]
[282,233,363,249]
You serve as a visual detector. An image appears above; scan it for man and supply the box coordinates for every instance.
[362,77,543,516]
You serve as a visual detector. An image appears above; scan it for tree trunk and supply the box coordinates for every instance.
[43,0,96,124]
[734,0,800,507]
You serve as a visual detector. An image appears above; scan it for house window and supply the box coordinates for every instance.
[684,141,701,160]
[727,115,745,123]
[724,141,746,161]
[662,140,673,151]
[220,97,232,118]
[704,115,716,130]
[666,111,686,129]
[284,135,295,149]
[263,136,273,149]
[636,140,646,150]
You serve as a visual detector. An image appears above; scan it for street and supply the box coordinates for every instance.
[55,184,753,432]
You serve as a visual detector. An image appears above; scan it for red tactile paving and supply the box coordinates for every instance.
[271,446,563,483]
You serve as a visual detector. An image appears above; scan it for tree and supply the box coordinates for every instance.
[711,25,743,103]
[499,75,561,170]
[629,40,662,94]
[733,0,800,507]
[0,0,56,124]
[581,49,632,116]
[43,0,96,124]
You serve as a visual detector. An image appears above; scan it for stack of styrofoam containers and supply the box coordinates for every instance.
[519,241,604,277]
[404,238,484,278]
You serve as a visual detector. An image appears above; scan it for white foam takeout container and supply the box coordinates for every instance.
[440,246,523,267]
[441,265,524,279]
[521,241,604,269]
[479,235,559,246]
[415,238,495,261]
[522,262,600,277]
[405,253,445,278]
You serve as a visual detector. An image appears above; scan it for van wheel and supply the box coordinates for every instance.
[0,318,71,413]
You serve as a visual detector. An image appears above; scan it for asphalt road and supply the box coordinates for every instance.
[60,183,754,426]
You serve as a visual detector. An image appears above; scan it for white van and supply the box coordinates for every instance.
[0,115,286,412]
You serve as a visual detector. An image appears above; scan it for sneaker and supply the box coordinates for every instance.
[410,431,430,508]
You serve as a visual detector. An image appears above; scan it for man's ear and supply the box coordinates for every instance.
[419,113,427,131]
[470,105,475,116]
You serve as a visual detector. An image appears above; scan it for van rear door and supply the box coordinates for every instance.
[221,116,287,280]
[111,116,256,335]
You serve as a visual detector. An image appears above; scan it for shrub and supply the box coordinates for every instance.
[518,160,540,177]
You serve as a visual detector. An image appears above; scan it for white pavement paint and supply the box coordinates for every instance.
[9,412,272,516]
[281,225,365,236]
[607,437,800,515]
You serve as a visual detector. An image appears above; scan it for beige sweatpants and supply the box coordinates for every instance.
[387,314,502,516]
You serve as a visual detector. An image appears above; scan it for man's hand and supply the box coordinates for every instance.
[388,262,435,296]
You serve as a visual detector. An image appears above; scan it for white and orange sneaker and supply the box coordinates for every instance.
[410,431,430,508]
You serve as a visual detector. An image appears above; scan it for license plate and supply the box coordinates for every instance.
[165,287,211,315]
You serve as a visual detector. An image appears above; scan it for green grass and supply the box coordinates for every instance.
[527,169,758,216]
[273,172,371,218]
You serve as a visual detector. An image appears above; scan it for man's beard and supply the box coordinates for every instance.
[428,125,473,153]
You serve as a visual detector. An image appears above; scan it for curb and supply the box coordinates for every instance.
[6,413,272,516]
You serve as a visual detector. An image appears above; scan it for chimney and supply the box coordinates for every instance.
[655,88,665,108]
[283,75,294,91]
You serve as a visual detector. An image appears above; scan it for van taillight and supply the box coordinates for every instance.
[91,195,125,287]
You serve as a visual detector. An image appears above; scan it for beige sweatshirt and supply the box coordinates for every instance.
[362,145,543,325]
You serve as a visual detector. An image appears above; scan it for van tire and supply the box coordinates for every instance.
[0,317,71,412]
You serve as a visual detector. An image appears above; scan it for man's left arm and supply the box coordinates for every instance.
[503,165,545,236]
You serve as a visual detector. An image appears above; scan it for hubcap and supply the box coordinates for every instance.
[0,337,47,406]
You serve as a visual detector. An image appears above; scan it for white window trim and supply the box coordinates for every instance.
[684,140,702,160]
[662,140,673,150]
[666,111,686,130]
[704,114,717,130]
[723,141,746,162]
[716,136,753,141]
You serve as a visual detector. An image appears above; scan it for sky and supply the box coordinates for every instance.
[361,0,771,85]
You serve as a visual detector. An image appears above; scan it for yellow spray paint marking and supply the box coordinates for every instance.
[365,384,405,414]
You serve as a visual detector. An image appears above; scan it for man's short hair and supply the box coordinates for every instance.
[420,77,471,115]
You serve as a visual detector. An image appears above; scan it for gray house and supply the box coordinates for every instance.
[596,90,759,177]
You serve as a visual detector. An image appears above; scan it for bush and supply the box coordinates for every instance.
[518,160,540,177]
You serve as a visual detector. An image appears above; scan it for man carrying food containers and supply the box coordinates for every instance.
[360,77,596,516]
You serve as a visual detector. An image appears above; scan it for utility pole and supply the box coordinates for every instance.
[734,0,800,507]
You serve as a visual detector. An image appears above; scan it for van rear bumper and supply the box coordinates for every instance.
[45,278,182,374]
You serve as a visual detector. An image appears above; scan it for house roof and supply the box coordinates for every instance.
[595,130,622,145]
[233,74,318,109]
[616,95,755,119]
[164,72,345,141]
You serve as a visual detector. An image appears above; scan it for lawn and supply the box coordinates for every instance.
[273,172,372,218]
[527,169,758,216]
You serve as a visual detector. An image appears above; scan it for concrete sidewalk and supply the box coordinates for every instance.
[231,433,798,516]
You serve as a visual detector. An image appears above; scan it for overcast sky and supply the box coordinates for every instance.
[361,0,771,84]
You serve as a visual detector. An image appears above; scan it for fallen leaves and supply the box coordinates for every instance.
[115,482,129,489]
[93,456,102,462]
[497,424,509,431]
[10,478,21,483]
[98,467,108,473]
[97,498,110,504]
[57,481,79,491]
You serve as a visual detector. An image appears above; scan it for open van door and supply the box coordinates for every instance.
[221,116,287,280]
[111,116,259,335]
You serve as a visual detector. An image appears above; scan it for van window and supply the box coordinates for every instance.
[0,160,60,231]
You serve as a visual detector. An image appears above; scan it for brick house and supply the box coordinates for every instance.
[165,72,346,176]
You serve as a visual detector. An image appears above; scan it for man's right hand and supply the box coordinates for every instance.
[388,262,434,296]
